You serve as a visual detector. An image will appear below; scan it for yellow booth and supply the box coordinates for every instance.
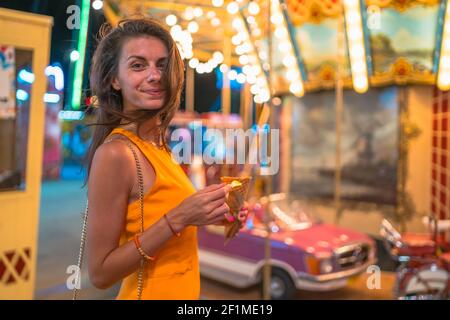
[0,8,52,299]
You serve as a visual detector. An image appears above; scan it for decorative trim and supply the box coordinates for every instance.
[287,0,342,26]
[371,58,436,87]
[0,247,31,285]
[366,0,439,12]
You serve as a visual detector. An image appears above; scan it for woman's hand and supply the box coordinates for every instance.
[237,202,249,228]
[219,202,249,227]
[168,183,231,232]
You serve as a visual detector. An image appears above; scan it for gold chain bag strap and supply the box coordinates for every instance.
[73,139,146,300]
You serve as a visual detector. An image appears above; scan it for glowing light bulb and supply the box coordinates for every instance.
[165,14,177,26]
[189,58,199,69]
[188,21,199,33]
[92,0,103,10]
[212,0,224,7]
[220,64,229,73]
[248,2,260,15]
[70,50,80,62]
[194,7,203,18]
[227,1,239,15]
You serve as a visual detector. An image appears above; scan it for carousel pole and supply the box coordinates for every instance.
[222,28,232,116]
[334,4,345,223]
[241,83,252,129]
[186,66,195,113]
[238,2,272,300]
[222,20,232,177]
[262,0,273,301]
[396,87,408,233]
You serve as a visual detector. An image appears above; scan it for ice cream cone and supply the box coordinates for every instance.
[220,176,251,243]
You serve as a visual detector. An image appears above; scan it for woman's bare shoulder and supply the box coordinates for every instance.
[95,137,134,163]
[90,137,135,185]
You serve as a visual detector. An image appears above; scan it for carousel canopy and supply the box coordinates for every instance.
[102,0,449,100]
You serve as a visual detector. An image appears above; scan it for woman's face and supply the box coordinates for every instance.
[112,36,168,112]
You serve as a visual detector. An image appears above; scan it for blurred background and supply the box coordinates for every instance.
[0,0,449,300]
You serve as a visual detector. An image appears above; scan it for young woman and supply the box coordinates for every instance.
[85,18,247,300]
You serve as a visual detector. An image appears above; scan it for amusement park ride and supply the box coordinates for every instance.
[1,0,450,299]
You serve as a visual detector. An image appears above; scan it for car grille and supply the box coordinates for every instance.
[335,243,370,270]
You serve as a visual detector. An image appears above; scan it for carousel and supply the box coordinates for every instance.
[96,0,450,299]
[1,0,449,299]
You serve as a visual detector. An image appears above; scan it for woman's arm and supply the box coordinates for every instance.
[87,140,172,289]
[87,141,230,289]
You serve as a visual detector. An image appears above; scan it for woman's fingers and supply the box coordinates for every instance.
[211,216,227,225]
[207,203,230,223]
[224,213,235,222]
[206,207,248,228]
[198,183,226,194]
[207,196,226,212]
[205,184,231,202]
[238,209,248,222]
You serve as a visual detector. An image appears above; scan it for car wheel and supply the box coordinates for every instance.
[259,268,296,300]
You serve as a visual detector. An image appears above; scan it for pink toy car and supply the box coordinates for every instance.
[198,193,377,299]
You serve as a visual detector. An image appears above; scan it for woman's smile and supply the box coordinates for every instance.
[140,88,165,98]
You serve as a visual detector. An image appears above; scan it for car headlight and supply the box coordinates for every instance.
[320,259,334,274]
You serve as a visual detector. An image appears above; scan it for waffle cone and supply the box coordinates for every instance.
[220,176,251,243]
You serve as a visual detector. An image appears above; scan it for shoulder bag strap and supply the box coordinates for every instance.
[73,139,145,300]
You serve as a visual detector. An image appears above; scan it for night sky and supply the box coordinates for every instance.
[0,0,107,109]
[0,0,229,113]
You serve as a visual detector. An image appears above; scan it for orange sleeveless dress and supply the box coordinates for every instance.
[110,128,200,300]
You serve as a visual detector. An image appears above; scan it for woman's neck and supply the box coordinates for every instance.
[119,118,161,145]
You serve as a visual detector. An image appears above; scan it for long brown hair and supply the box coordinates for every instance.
[86,18,184,177]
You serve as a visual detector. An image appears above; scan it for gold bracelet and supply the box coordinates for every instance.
[133,234,155,261]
